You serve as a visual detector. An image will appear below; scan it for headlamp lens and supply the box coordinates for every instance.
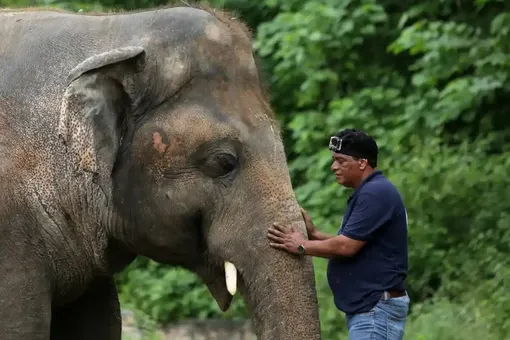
[329,136,342,152]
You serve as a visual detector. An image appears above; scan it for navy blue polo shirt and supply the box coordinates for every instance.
[326,170,408,314]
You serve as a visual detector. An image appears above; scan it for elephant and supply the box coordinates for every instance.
[0,4,321,340]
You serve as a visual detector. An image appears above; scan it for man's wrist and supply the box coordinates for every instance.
[297,242,307,255]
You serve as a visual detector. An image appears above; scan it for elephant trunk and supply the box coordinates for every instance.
[240,242,321,339]
[210,197,321,339]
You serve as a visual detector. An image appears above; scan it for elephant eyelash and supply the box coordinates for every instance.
[162,166,197,179]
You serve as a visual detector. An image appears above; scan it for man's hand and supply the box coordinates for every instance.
[300,207,317,239]
[267,222,306,255]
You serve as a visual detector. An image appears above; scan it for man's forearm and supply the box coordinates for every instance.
[302,237,352,259]
[302,239,340,259]
[302,232,366,258]
[310,230,334,241]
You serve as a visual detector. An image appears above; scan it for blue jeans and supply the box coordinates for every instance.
[345,294,410,340]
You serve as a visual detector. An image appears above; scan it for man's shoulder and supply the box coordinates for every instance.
[360,173,403,205]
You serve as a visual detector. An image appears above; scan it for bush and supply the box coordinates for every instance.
[405,297,502,340]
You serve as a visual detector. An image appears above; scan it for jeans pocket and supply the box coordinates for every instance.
[346,307,376,323]
[346,308,376,331]
[379,299,409,321]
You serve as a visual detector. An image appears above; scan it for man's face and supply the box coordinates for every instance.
[330,152,366,187]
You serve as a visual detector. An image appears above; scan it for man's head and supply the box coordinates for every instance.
[328,129,378,188]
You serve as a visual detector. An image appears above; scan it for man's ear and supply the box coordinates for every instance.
[359,158,368,170]
[58,47,146,192]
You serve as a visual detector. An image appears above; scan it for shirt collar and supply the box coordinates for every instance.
[347,170,383,203]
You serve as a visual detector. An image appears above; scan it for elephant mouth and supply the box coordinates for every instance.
[198,258,243,312]
[194,212,250,312]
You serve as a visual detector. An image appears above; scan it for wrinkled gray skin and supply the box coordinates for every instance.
[0,5,321,340]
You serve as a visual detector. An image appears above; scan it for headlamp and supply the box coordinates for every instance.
[328,136,343,153]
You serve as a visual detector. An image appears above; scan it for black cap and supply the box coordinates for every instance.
[328,129,378,167]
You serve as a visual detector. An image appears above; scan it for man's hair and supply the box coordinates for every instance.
[332,129,378,168]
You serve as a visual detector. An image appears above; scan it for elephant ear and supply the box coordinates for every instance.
[58,46,146,191]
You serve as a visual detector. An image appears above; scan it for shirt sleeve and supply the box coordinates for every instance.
[340,191,393,241]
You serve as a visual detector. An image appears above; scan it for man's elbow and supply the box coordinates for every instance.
[339,242,364,257]
[331,244,357,257]
[340,246,358,257]
[330,236,364,257]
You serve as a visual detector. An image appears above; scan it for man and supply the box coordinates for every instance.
[267,128,409,340]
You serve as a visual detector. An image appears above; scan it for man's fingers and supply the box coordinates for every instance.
[269,243,286,250]
[272,222,289,233]
[271,223,300,236]
[267,233,284,243]
[268,227,285,238]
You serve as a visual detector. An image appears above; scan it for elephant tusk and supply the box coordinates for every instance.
[224,261,237,296]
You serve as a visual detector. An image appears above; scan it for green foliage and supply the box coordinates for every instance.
[404,298,503,340]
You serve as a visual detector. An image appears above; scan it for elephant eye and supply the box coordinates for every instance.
[200,152,238,178]
[215,153,237,175]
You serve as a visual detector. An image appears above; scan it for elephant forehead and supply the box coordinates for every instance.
[155,104,240,145]
[202,22,257,74]
[157,24,259,112]
[194,19,258,80]
[203,22,233,46]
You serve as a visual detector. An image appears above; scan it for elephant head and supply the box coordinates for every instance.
[57,6,320,339]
